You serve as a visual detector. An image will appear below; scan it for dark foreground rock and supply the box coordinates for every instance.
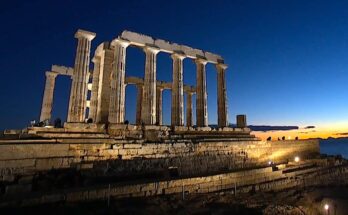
[1,185,348,215]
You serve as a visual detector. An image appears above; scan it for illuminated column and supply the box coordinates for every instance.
[88,56,100,122]
[108,39,130,124]
[156,87,163,125]
[171,52,185,126]
[67,29,96,122]
[141,46,160,125]
[195,58,208,127]
[216,63,228,127]
[186,91,194,127]
[40,72,58,122]
[135,84,143,125]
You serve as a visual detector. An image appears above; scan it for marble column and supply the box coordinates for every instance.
[216,63,228,127]
[186,92,194,127]
[108,39,130,124]
[195,58,208,127]
[67,29,96,122]
[89,45,114,124]
[171,52,185,126]
[88,56,100,122]
[141,46,160,125]
[40,72,58,122]
[135,84,143,125]
[156,87,163,125]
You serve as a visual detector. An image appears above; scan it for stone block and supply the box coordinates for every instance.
[108,124,128,130]
[124,144,142,149]
[2,175,15,182]
[196,127,212,131]
[41,194,63,203]
[173,126,188,132]
[77,163,94,170]
[236,115,247,128]
[222,127,234,131]
[3,129,21,135]
[6,184,32,195]
[0,159,35,169]
[18,175,34,184]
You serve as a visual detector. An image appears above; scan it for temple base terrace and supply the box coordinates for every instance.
[26,121,255,142]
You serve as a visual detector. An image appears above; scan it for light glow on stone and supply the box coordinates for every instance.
[294,156,300,162]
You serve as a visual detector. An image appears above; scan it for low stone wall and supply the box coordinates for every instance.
[269,140,320,162]
[0,139,319,185]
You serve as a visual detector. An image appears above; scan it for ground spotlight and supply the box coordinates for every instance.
[294,156,300,162]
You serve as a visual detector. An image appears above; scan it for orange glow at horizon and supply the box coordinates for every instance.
[252,123,348,141]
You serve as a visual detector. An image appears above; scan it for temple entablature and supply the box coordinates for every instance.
[118,31,224,64]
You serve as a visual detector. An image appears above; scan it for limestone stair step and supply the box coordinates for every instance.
[282,162,317,173]
[284,166,323,178]
[36,132,110,139]
[57,138,116,144]
[193,137,259,142]
[28,127,105,134]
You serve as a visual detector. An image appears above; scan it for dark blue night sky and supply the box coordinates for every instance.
[1,0,348,131]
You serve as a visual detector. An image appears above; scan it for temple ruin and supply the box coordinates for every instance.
[39,29,229,130]
[1,29,346,208]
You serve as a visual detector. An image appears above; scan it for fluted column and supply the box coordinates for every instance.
[186,92,194,127]
[156,87,163,125]
[40,72,58,122]
[136,84,143,125]
[141,46,160,125]
[171,52,185,126]
[108,39,130,124]
[195,58,208,127]
[216,63,228,127]
[67,29,96,122]
[88,57,100,122]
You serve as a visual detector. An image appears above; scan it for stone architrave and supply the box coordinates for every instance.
[195,58,208,127]
[216,63,228,127]
[171,52,185,126]
[156,87,163,125]
[67,29,96,122]
[135,84,143,125]
[141,46,160,125]
[39,72,58,122]
[108,39,130,124]
[186,92,194,127]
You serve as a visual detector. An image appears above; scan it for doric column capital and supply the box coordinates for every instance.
[171,51,186,60]
[194,57,208,65]
[111,38,130,48]
[45,71,58,79]
[216,63,228,70]
[74,29,96,41]
[143,45,161,55]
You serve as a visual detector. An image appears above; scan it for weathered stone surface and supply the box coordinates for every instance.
[40,72,58,122]
[120,31,223,63]
[67,29,96,122]
[195,58,208,127]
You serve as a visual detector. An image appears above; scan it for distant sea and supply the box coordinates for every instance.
[320,138,348,159]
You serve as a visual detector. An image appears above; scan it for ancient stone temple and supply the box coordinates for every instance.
[39,29,229,131]
[1,29,344,208]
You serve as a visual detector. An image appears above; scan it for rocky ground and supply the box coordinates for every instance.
[2,185,348,215]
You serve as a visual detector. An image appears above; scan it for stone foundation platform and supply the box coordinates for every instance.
[0,126,321,207]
